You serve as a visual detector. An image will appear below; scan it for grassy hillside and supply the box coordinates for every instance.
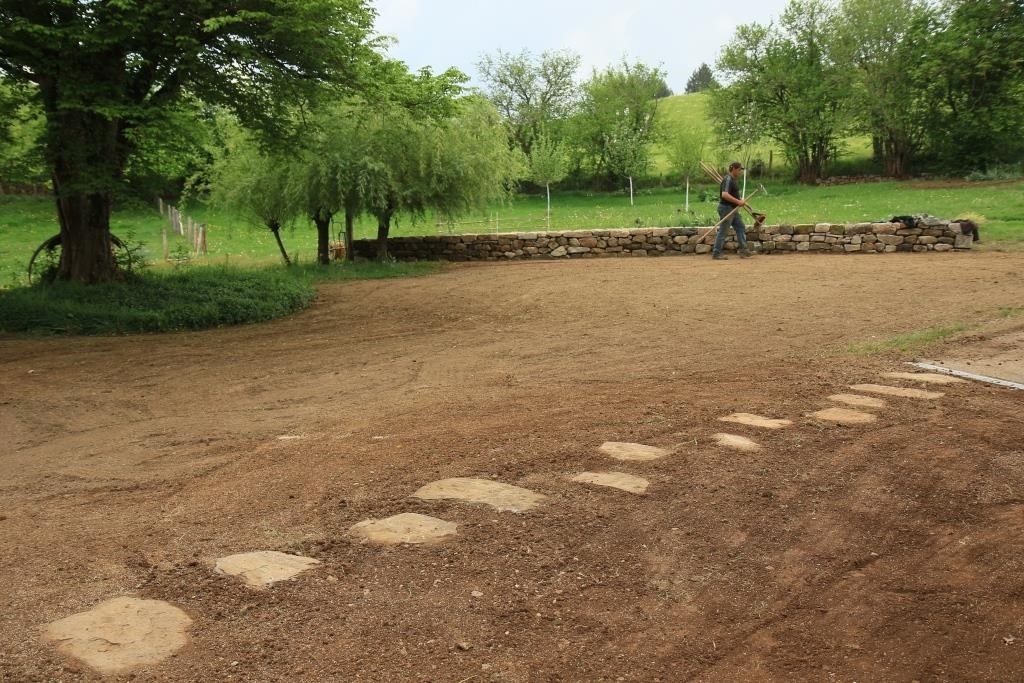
[649,92,875,179]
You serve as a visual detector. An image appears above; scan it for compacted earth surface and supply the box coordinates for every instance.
[1,252,1023,682]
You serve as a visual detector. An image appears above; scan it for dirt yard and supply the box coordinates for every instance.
[2,253,1023,682]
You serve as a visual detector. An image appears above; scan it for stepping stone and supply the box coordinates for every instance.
[828,393,887,409]
[349,513,457,545]
[43,597,191,675]
[882,371,967,385]
[571,471,649,494]
[711,433,761,452]
[718,413,793,429]
[214,551,320,589]
[811,407,877,424]
[413,478,546,512]
[850,384,944,400]
[599,442,670,461]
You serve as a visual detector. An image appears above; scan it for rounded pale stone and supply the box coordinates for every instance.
[718,413,793,429]
[829,393,886,409]
[571,471,649,494]
[711,433,762,452]
[850,384,944,399]
[882,371,967,385]
[43,597,191,675]
[215,551,320,589]
[413,478,546,512]
[349,513,457,544]
[811,407,878,424]
[599,442,670,461]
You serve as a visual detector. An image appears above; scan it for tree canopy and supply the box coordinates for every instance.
[0,0,380,282]
[684,63,719,94]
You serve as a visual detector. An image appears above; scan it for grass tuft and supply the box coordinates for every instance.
[847,323,973,355]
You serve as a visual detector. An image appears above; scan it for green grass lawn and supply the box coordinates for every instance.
[2,178,1021,287]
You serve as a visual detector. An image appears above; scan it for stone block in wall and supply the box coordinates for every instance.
[778,224,795,235]
[567,246,590,254]
[904,236,918,244]
[844,244,860,252]
[872,223,897,234]
[651,228,670,237]
[695,244,711,254]
[632,249,648,256]
[897,244,913,252]
[934,243,953,252]
[793,234,810,242]
[797,241,810,251]
[829,224,846,235]
[954,233,974,249]
[937,237,954,245]
[777,242,797,251]
[878,235,903,246]
[913,245,928,252]
[775,234,792,242]
[609,229,630,238]
[918,236,938,245]
[550,245,567,257]
[809,242,830,251]
[795,224,815,234]
[516,233,538,240]
[672,236,689,244]
[918,215,944,227]
[815,223,831,233]
[811,235,826,242]
[849,223,873,235]
[923,228,945,237]
[579,237,599,248]
[896,228,923,236]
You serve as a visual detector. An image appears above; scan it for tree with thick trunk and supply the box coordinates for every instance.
[0,0,377,283]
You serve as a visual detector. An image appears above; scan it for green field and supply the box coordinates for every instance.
[2,178,1021,288]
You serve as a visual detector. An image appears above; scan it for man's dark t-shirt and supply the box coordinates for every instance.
[719,175,741,211]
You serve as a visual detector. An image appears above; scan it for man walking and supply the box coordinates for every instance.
[713,161,754,260]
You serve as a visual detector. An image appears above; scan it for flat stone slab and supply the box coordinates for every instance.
[43,597,191,675]
[811,407,877,424]
[711,433,761,452]
[215,551,320,589]
[882,371,967,385]
[413,478,546,512]
[718,413,793,429]
[599,441,670,461]
[828,393,887,409]
[571,471,649,494]
[349,513,457,545]
[850,383,944,399]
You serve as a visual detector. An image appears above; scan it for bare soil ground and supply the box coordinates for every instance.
[2,253,1024,682]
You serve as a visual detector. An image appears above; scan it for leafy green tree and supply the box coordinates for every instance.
[666,125,711,186]
[710,0,857,184]
[834,0,931,177]
[205,125,299,266]
[574,60,665,188]
[684,63,719,94]
[0,80,46,188]
[0,0,378,282]
[907,0,1024,171]
[476,49,581,157]
[528,131,569,224]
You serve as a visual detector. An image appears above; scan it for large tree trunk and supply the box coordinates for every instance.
[344,209,355,263]
[49,109,123,283]
[313,210,332,265]
[375,212,392,262]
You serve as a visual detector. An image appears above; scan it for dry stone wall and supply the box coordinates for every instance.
[352,217,973,262]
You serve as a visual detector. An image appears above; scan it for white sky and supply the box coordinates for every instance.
[372,0,792,91]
